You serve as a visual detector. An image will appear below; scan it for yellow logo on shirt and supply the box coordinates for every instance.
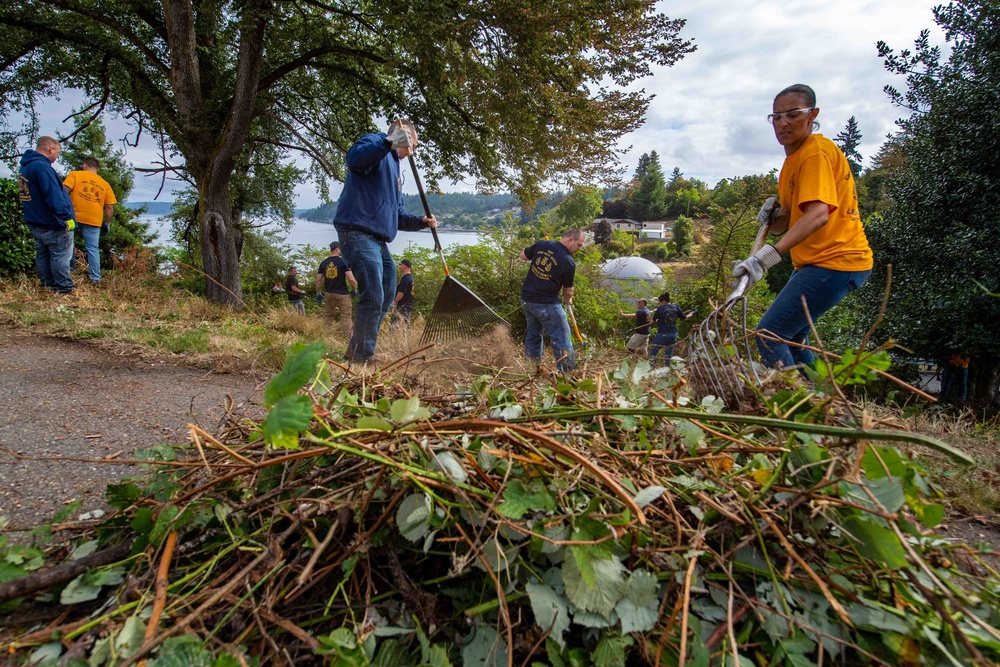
[530,250,557,281]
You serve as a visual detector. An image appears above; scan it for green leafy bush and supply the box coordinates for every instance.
[0,178,34,277]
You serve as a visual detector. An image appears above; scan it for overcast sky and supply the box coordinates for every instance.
[6,0,945,208]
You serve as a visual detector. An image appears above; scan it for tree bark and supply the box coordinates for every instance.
[972,357,1000,405]
[199,176,244,306]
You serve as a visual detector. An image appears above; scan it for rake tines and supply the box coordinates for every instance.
[419,275,510,345]
[688,293,762,403]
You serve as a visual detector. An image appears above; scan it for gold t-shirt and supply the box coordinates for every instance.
[63,170,117,226]
[778,134,873,271]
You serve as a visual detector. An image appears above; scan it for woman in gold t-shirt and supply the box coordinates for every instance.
[731,84,873,370]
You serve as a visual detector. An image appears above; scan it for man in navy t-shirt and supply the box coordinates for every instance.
[392,258,415,323]
[316,241,357,335]
[619,298,652,355]
[519,228,586,372]
[649,291,694,367]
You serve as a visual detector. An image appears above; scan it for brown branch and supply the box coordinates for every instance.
[0,540,134,603]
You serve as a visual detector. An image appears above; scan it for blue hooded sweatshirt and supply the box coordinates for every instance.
[333,133,425,242]
[19,149,75,230]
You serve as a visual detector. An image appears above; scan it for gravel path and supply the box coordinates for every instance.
[0,325,263,533]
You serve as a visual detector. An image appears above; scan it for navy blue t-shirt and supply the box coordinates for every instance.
[396,273,414,308]
[634,308,651,335]
[318,255,351,294]
[521,240,576,304]
[652,303,687,334]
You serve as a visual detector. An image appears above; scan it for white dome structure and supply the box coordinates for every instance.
[601,256,664,294]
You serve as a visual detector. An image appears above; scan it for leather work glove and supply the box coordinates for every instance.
[350,289,357,299]
[757,197,790,236]
[101,222,111,235]
[387,126,413,150]
[315,292,324,304]
[66,219,76,231]
[731,244,782,286]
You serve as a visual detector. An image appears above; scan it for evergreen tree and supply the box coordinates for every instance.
[835,116,864,179]
[861,1,1000,401]
[628,151,668,221]
[672,215,694,256]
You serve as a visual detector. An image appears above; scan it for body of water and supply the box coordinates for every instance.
[140,214,484,254]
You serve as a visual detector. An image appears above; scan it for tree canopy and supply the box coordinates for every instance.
[0,0,694,304]
[864,0,1000,399]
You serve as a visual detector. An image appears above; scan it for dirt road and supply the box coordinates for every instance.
[0,325,263,533]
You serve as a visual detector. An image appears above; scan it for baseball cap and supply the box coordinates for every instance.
[399,258,412,268]
[329,241,340,251]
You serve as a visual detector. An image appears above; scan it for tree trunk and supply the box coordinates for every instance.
[972,356,1000,405]
[199,175,243,307]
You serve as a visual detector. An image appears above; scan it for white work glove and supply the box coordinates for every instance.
[731,244,782,286]
[757,197,791,236]
[386,126,413,150]
[757,197,779,225]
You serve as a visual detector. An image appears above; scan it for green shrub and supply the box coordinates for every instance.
[0,178,34,277]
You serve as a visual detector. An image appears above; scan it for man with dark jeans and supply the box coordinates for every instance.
[520,228,586,373]
[392,258,415,323]
[333,119,436,363]
[18,136,77,293]
[648,292,693,367]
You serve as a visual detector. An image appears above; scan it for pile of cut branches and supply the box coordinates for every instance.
[2,343,998,667]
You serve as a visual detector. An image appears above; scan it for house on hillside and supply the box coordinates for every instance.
[591,218,672,241]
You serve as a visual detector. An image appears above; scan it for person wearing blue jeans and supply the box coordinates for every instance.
[648,292,693,366]
[333,119,436,363]
[19,136,77,293]
[733,84,873,372]
[520,229,586,373]
[64,156,117,283]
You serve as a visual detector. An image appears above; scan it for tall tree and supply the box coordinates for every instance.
[834,116,864,179]
[628,151,668,221]
[864,0,1000,401]
[0,1,694,306]
[556,184,603,231]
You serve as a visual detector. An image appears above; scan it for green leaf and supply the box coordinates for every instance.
[396,493,432,543]
[861,445,906,479]
[264,342,325,407]
[426,644,453,667]
[562,552,626,619]
[840,478,905,514]
[592,634,633,667]
[674,420,703,447]
[131,507,155,535]
[262,394,314,449]
[461,623,507,667]
[106,483,142,510]
[497,480,555,519]
[842,515,909,570]
[28,642,62,665]
[60,566,125,604]
[389,396,430,423]
[526,581,571,649]
[357,415,394,432]
[149,505,180,549]
[431,451,468,484]
[70,540,99,560]
[615,569,660,633]
[633,485,666,509]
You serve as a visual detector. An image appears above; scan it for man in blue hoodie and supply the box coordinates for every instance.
[333,119,436,364]
[19,136,77,293]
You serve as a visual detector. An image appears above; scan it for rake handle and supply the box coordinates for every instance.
[407,154,449,276]
[726,220,772,303]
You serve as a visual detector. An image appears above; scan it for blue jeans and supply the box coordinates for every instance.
[339,229,395,360]
[649,331,678,366]
[522,300,575,372]
[29,225,75,293]
[756,266,871,369]
[78,224,102,282]
[940,366,968,402]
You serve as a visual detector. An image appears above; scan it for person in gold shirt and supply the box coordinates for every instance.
[731,84,873,370]
[63,157,117,284]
